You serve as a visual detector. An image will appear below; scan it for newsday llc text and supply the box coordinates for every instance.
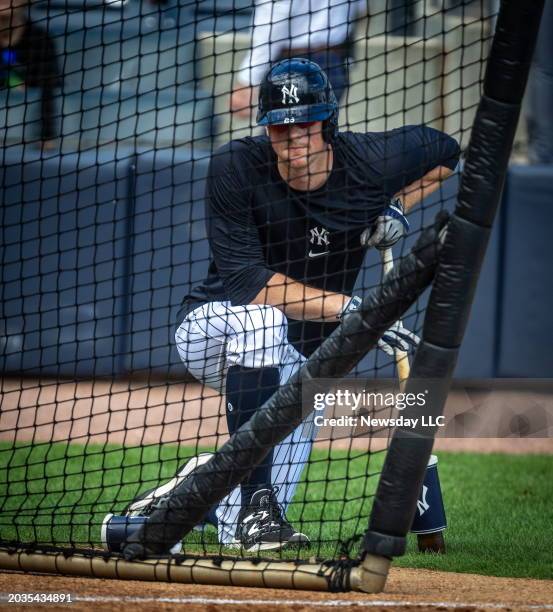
[311,388,443,429]
[303,379,553,438]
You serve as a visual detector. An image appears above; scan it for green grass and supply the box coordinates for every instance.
[0,442,551,579]
[397,452,553,580]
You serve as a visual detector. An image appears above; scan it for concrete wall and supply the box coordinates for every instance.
[197,14,493,149]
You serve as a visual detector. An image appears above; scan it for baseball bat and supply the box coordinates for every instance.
[380,247,410,392]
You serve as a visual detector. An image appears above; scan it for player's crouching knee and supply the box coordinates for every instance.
[251,304,289,342]
[227,304,290,370]
[258,303,287,329]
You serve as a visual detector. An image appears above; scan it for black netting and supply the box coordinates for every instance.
[0,0,507,581]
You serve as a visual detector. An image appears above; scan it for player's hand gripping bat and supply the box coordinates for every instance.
[380,247,411,392]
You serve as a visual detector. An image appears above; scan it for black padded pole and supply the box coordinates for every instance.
[363,0,545,557]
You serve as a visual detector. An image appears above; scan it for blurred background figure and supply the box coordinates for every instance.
[230,0,367,118]
[0,0,61,149]
[387,0,417,37]
[525,0,553,164]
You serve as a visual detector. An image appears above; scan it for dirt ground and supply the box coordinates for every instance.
[0,566,552,611]
[1,378,552,610]
[1,378,552,453]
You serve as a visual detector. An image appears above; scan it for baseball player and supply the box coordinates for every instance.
[103,58,460,554]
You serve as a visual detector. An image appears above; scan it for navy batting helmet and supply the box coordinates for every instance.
[256,58,339,142]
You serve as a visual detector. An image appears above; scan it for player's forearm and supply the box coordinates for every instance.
[397,165,454,211]
[250,273,347,322]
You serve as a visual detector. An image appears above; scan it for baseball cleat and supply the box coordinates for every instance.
[235,488,310,552]
[101,452,214,553]
[123,452,214,517]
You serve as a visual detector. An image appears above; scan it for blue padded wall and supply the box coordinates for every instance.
[1,156,548,380]
[0,89,47,145]
[0,147,132,377]
[126,149,211,375]
[496,165,553,377]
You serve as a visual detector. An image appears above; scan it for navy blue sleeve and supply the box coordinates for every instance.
[364,126,461,198]
[206,144,273,305]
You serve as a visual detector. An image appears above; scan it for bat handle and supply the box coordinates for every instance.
[380,247,394,278]
[380,248,410,391]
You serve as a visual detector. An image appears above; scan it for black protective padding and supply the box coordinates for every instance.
[364,0,545,555]
[456,96,519,227]
[122,218,446,557]
[409,341,459,381]
[423,215,491,348]
[368,432,435,538]
[362,531,406,558]
[484,0,545,104]
[366,343,457,540]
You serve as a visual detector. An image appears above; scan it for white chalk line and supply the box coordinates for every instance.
[2,594,551,609]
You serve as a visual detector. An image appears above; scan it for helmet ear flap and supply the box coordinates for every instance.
[323,112,338,142]
[322,90,339,142]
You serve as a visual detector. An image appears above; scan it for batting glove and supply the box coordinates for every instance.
[361,198,409,250]
[378,321,420,356]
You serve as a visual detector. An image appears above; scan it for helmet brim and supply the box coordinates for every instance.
[257,103,334,125]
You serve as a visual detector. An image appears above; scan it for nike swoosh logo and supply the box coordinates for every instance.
[242,510,268,525]
[308,250,330,258]
[247,524,262,537]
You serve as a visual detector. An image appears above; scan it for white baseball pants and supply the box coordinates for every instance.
[175,301,317,544]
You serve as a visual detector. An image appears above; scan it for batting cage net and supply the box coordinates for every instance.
[0,0,542,593]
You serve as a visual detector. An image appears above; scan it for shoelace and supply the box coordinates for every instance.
[259,486,290,525]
